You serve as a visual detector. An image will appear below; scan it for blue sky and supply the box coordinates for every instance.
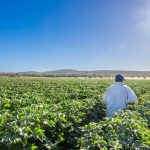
[0,0,150,72]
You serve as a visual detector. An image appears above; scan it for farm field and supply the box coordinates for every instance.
[0,77,150,150]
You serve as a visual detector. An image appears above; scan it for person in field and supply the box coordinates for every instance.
[103,74,137,117]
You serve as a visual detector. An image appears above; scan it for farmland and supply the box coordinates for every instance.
[0,78,150,149]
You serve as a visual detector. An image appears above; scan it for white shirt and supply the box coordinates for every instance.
[103,82,137,117]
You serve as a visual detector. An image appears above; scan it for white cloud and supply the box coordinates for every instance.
[133,1,150,32]
[142,46,150,54]
[118,43,126,50]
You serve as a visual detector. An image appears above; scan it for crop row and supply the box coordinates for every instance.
[0,78,150,149]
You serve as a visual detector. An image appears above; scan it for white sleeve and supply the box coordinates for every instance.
[127,87,137,103]
[103,87,111,104]
[103,92,108,104]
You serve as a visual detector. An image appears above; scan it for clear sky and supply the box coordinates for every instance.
[0,0,150,72]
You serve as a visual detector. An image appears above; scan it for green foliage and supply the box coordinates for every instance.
[0,78,150,149]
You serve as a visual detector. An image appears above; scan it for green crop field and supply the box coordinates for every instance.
[0,78,150,149]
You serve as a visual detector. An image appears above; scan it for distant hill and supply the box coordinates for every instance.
[1,69,150,78]
[18,71,40,74]
[44,69,79,73]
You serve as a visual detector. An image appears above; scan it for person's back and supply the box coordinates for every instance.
[103,74,137,117]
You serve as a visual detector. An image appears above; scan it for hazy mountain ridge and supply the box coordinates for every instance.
[44,69,79,73]
[1,69,150,77]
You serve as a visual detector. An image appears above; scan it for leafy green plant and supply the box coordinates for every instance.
[0,78,150,149]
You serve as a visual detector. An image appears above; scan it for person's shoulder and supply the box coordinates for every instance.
[109,83,115,87]
[107,83,115,89]
[123,84,132,90]
[123,84,129,88]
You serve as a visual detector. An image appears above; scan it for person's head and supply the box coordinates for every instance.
[115,74,125,82]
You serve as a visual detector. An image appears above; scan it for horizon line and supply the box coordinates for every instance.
[1,69,150,73]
